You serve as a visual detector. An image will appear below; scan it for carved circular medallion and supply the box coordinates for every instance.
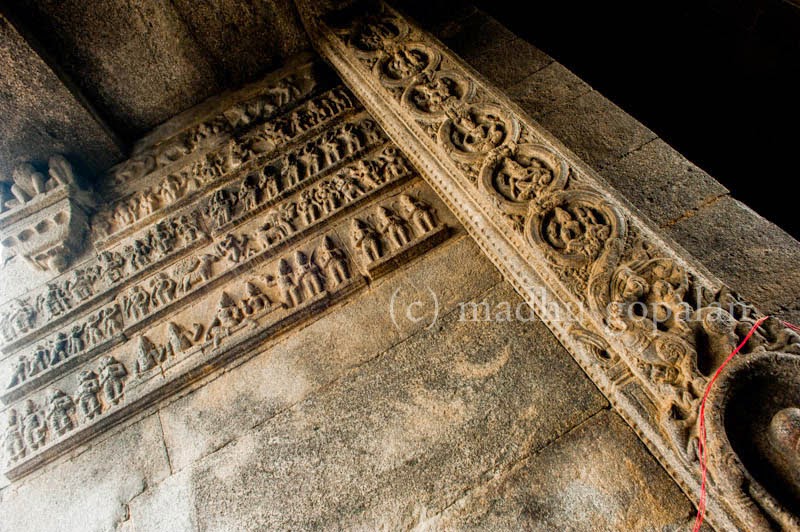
[525,190,622,268]
[479,144,568,215]
[373,43,441,87]
[347,15,409,56]
[437,103,519,163]
[401,70,474,120]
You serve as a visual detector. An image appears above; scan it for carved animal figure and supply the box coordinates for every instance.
[179,254,217,293]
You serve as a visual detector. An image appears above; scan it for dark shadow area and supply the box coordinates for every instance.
[473,0,800,239]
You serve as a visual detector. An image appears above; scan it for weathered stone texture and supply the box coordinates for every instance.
[0,413,170,532]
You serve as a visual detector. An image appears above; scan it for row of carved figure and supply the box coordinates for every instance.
[0,213,206,347]
[98,86,355,238]
[108,68,315,187]
[3,356,127,465]
[206,117,384,229]
[2,158,420,399]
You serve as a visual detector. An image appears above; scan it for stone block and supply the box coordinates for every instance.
[156,234,504,471]
[506,62,592,120]
[0,413,170,532]
[436,410,699,531]
[133,282,607,529]
[602,139,729,227]
[537,90,657,170]
[667,196,800,324]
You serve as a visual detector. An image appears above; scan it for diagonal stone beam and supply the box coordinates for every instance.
[295,2,800,530]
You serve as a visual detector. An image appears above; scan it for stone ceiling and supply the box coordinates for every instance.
[0,0,310,183]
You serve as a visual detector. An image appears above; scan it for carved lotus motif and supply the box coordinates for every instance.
[479,144,568,215]
[438,103,519,162]
[401,70,474,120]
[526,190,624,268]
[373,43,440,87]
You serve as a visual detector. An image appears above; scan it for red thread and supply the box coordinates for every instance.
[692,315,769,532]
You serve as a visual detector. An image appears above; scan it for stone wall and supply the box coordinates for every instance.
[1,4,799,531]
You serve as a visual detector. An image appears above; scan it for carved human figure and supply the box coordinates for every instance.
[400,195,436,234]
[319,132,342,167]
[447,107,506,154]
[75,370,101,421]
[295,251,324,298]
[412,75,458,113]
[350,219,383,263]
[46,389,75,437]
[9,162,46,205]
[299,144,322,179]
[38,283,72,319]
[101,304,123,338]
[113,201,136,227]
[124,285,151,321]
[334,172,365,201]
[134,336,164,375]
[259,206,296,247]
[360,119,383,145]
[297,190,321,226]
[50,332,69,365]
[280,154,301,188]
[376,207,411,248]
[151,221,177,256]
[385,47,427,79]
[274,259,301,308]
[241,282,271,316]
[160,174,183,205]
[205,292,244,347]
[21,400,46,451]
[28,345,50,376]
[174,214,203,243]
[215,234,250,263]
[8,355,27,388]
[138,188,159,216]
[208,189,237,227]
[85,312,104,346]
[3,409,25,464]
[165,322,192,357]
[66,269,96,302]
[126,238,153,271]
[317,237,350,287]
[316,182,340,215]
[336,123,362,155]
[99,251,126,285]
[67,324,85,356]
[98,356,127,405]
[238,175,260,211]
[381,148,408,180]
[258,167,280,200]
[150,272,177,307]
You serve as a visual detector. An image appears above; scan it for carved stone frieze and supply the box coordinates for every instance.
[0,156,93,273]
[299,3,800,529]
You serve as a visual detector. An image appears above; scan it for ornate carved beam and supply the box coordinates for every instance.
[295,3,800,529]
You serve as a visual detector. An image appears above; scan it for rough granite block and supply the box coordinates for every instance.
[602,139,729,227]
[537,90,657,170]
[0,413,170,532]
[506,62,592,119]
[435,410,700,531]
[156,235,504,471]
[667,196,800,324]
[131,283,607,529]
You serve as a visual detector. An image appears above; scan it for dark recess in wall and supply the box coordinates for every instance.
[472,0,800,239]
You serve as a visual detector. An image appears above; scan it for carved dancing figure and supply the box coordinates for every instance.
[350,219,383,263]
[238,175,260,211]
[38,283,72,319]
[75,370,101,420]
[150,273,177,307]
[376,207,411,248]
[46,389,75,437]
[280,155,300,189]
[360,119,383,145]
[123,285,151,321]
[3,409,25,464]
[99,251,126,285]
[85,312,104,346]
[400,195,436,234]
[297,190,321,225]
[138,187,159,216]
[67,324,85,356]
[334,172,365,201]
[258,167,280,200]
[174,214,203,243]
[215,233,250,263]
[28,345,50,376]
[151,220,177,256]
[50,332,69,365]
[8,355,27,388]
[98,356,127,405]
[319,132,342,167]
[160,174,182,204]
[113,201,136,227]
[295,251,324,298]
[317,237,350,287]
[316,182,340,215]
[299,144,321,179]
[66,269,96,302]
[21,400,46,450]
[101,304,123,337]
[336,124,361,155]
